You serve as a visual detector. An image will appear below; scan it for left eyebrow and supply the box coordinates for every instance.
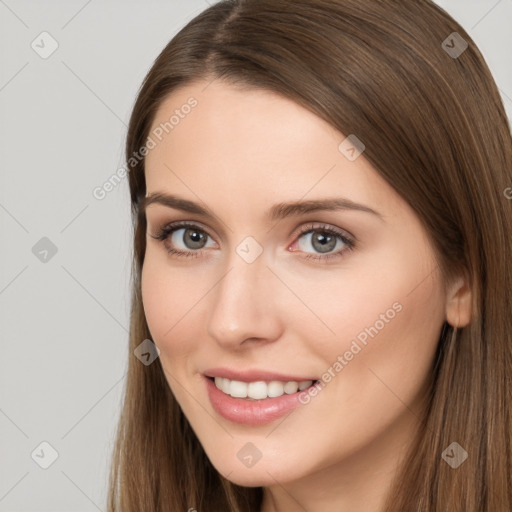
[140,192,385,222]
[267,197,384,222]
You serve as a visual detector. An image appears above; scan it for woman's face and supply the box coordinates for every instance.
[141,80,448,493]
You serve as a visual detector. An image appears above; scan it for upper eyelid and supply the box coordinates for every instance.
[148,218,211,237]
[146,208,357,239]
[153,220,355,245]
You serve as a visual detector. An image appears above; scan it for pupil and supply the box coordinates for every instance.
[186,229,205,248]
[314,232,335,253]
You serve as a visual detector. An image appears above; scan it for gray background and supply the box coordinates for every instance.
[0,1,510,510]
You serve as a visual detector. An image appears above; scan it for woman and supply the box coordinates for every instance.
[108,1,512,510]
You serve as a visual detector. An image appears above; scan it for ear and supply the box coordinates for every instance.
[445,269,473,328]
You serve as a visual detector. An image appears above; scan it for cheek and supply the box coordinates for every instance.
[141,255,212,364]
[296,240,445,405]
[141,259,174,340]
[140,257,188,351]
[316,267,445,430]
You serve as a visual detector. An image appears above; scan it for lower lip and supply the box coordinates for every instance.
[204,375,314,426]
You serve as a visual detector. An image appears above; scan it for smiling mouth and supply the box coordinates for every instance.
[207,376,319,400]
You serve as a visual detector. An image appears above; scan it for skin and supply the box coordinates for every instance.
[141,79,472,512]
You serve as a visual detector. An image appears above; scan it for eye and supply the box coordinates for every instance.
[149,221,216,259]
[290,222,355,262]
[149,221,355,263]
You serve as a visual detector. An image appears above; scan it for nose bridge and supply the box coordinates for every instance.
[206,240,282,347]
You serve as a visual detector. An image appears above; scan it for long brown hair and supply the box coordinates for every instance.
[107,1,512,510]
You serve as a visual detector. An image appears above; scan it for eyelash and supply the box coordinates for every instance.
[149,221,356,263]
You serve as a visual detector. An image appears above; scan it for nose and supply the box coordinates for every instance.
[206,249,284,350]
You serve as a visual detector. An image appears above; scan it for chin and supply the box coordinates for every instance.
[207,450,305,488]
[221,467,279,488]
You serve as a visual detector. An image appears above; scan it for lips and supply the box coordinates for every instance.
[202,367,319,425]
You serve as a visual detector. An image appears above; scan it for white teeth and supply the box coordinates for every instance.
[230,380,248,398]
[268,381,285,397]
[247,381,268,400]
[298,380,312,391]
[221,378,231,394]
[213,377,314,400]
[284,381,299,394]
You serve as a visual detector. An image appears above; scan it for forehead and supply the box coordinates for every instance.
[144,80,401,220]
[147,79,341,162]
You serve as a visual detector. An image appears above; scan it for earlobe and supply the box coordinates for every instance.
[445,271,473,328]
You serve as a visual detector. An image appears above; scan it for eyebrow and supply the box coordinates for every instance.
[140,192,384,222]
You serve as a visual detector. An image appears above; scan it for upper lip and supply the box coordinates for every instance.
[203,367,318,383]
